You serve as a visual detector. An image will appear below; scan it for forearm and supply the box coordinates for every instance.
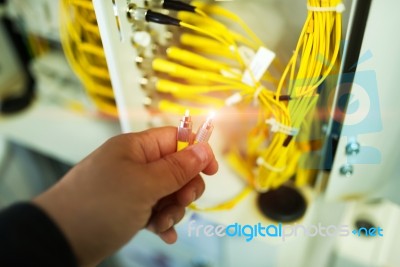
[0,202,77,267]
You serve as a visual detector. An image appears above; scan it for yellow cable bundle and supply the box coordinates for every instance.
[249,0,343,191]
[151,5,280,115]
[121,0,342,211]
[59,0,118,117]
[206,0,342,209]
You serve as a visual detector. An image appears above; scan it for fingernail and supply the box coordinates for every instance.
[167,218,174,229]
[189,144,208,162]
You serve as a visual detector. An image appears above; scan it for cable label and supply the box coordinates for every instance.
[241,47,275,86]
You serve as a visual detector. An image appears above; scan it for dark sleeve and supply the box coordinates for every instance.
[0,202,78,267]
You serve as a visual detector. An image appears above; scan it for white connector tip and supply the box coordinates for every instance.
[208,111,216,120]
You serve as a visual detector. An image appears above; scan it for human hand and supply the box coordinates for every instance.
[33,126,218,267]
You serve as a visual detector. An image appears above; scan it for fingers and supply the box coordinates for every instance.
[153,174,205,210]
[125,127,219,167]
[121,127,178,163]
[130,126,218,245]
[146,205,181,245]
[175,175,205,207]
[143,126,177,149]
[147,204,185,233]
[202,158,219,175]
[158,227,178,244]
[152,194,177,212]
[148,142,217,197]
[147,175,207,244]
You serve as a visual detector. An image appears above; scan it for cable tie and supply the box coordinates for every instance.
[256,157,285,172]
[307,3,345,13]
[242,47,276,87]
[238,45,256,65]
[265,118,299,136]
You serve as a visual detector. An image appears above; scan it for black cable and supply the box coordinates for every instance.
[145,10,181,26]
[274,95,291,101]
[163,0,196,13]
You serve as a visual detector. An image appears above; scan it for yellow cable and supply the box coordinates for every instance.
[60,0,117,116]
[191,1,264,46]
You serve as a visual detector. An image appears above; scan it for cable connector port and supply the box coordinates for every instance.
[127,4,148,22]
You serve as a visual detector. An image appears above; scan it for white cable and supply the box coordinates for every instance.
[307,3,345,13]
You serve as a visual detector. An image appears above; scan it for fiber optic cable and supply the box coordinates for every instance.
[177,110,193,151]
[60,0,117,116]
[194,112,215,144]
[125,1,335,209]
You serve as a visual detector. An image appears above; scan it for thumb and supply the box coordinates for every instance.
[147,143,214,197]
